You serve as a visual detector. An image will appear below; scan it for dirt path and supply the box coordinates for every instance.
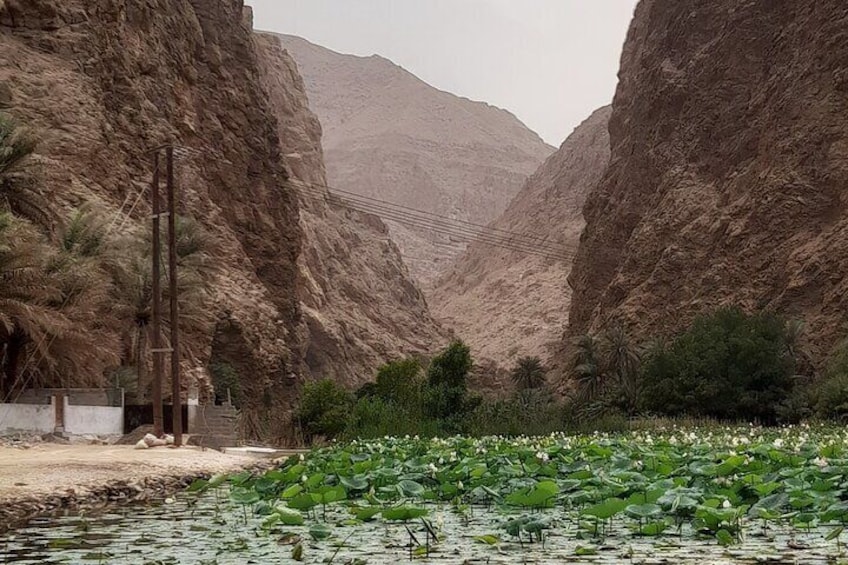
[0,444,287,533]
[0,444,264,499]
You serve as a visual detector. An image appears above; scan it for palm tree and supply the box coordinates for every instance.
[0,112,51,227]
[510,356,547,391]
[571,333,603,405]
[104,215,215,401]
[599,325,642,415]
[0,212,60,398]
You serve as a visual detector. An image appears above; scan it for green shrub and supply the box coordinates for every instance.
[640,307,796,423]
[375,358,423,405]
[345,396,443,439]
[295,379,354,440]
[470,389,563,437]
[424,340,480,433]
[815,340,848,421]
[209,362,243,408]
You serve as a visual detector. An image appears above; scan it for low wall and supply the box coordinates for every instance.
[65,404,123,435]
[0,401,54,434]
[1,393,124,436]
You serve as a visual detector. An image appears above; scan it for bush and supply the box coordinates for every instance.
[470,389,563,436]
[815,340,848,421]
[424,340,480,433]
[640,307,796,423]
[210,362,242,408]
[375,358,423,405]
[295,379,354,440]
[346,396,443,439]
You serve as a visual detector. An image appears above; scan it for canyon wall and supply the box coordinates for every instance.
[276,34,554,290]
[0,1,449,437]
[567,1,848,364]
[1,0,303,430]
[254,33,449,387]
[433,107,610,368]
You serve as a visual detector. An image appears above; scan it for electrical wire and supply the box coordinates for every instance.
[295,185,578,262]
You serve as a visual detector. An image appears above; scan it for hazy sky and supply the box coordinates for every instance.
[250,0,637,146]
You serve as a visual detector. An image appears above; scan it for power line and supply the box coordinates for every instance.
[297,189,577,262]
[299,189,572,261]
[292,178,560,247]
[294,183,578,262]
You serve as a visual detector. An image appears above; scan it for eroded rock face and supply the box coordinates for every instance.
[254,33,449,387]
[276,34,554,290]
[567,1,848,363]
[0,0,302,431]
[433,108,611,368]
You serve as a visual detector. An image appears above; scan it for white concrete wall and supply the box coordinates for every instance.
[64,399,123,435]
[0,402,54,434]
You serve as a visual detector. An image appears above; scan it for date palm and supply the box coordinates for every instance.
[510,356,547,391]
[571,333,603,405]
[0,112,51,227]
[599,325,642,415]
[0,212,60,398]
[0,209,119,396]
[105,215,215,401]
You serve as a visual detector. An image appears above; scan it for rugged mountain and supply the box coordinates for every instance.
[0,0,447,438]
[567,1,848,365]
[254,32,449,386]
[433,107,611,368]
[275,34,554,289]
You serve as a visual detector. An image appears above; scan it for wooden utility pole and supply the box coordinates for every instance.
[166,147,183,447]
[151,151,164,437]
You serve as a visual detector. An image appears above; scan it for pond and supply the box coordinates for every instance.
[2,427,848,563]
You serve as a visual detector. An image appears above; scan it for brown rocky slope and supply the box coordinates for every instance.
[1,1,303,432]
[0,1,448,436]
[433,107,610,368]
[254,32,449,386]
[276,34,554,290]
[566,1,848,365]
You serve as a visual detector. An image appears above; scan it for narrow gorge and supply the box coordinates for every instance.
[565,0,848,367]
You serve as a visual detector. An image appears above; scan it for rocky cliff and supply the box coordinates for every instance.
[433,107,610,367]
[1,0,303,432]
[254,33,448,386]
[276,34,554,290]
[0,0,449,438]
[567,1,848,364]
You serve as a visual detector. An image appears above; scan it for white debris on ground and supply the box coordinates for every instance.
[134,433,175,449]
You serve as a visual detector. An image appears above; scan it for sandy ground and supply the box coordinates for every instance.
[0,444,270,500]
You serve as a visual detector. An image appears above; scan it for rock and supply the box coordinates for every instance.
[142,433,167,448]
[565,0,848,368]
[277,34,554,291]
[117,425,154,446]
[255,34,451,387]
[432,107,611,369]
[133,439,149,450]
[0,0,302,437]
[0,82,12,108]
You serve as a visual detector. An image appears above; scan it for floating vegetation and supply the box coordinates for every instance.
[4,425,848,563]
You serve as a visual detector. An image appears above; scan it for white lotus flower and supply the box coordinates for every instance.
[722,500,732,509]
